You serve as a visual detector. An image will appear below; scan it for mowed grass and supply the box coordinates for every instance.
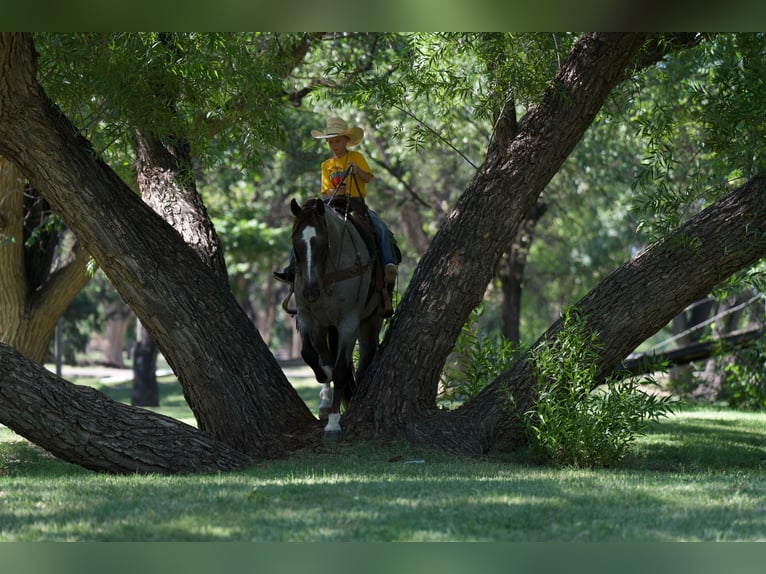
[2,367,766,541]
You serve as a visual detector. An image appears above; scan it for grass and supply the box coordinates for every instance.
[2,367,766,541]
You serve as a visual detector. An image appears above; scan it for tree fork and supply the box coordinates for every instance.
[348,33,651,435]
[0,33,316,458]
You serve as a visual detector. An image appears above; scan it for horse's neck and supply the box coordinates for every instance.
[324,209,362,267]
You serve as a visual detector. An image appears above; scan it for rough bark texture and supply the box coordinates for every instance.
[132,128,228,283]
[0,33,315,464]
[0,342,252,473]
[348,33,652,435]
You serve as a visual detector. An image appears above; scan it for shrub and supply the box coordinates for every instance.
[439,308,518,406]
[516,308,676,467]
[721,338,766,410]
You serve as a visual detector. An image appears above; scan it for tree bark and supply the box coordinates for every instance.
[0,33,315,462]
[131,319,159,407]
[0,341,252,473]
[348,33,652,434]
[132,128,228,284]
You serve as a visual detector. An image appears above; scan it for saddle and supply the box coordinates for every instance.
[325,196,397,317]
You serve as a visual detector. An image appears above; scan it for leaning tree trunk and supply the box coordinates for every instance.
[456,173,766,453]
[130,124,227,407]
[0,341,251,473]
[348,33,652,436]
[0,33,315,465]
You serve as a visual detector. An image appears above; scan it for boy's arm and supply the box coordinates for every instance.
[349,152,373,183]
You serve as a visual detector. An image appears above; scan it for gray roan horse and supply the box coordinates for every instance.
[289,197,382,439]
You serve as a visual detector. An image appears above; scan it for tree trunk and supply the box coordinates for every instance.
[0,33,315,463]
[348,33,652,436]
[498,201,547,344]
[132,319,159,407]
[461,174,766,452]
[130,121,226,408]
[132,128,228,283]
[0,341,251,473]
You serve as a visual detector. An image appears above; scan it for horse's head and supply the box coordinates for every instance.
[291,198,329,303]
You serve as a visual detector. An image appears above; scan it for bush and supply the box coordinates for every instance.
[439,309,518,406]
[516,308,676,467]
[721,338,766,410]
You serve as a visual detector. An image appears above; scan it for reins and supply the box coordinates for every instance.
[324,166,369,290]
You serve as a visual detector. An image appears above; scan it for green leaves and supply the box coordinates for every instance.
[439,308,518,406]
[519,308,676,467]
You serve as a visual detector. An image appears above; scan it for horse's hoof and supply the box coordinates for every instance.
[323,429,342,444]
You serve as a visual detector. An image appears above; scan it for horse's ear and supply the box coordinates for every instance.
[290,198,302,216]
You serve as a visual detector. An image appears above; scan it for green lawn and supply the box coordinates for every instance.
[2,368,766,541]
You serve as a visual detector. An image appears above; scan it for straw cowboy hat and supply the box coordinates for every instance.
[311,117,364,146]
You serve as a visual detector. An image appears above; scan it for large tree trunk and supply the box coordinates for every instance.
[0,33,315,463]
[0,341,251,473]
[459,174,766,453]
[348,33,652,435]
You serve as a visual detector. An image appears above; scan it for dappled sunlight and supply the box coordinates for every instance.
[4,404,766,541]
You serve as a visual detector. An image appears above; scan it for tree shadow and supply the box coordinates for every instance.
[625,412,766,471]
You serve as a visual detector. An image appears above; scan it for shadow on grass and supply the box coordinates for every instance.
[625,411,766,472]
[0,440,87,478]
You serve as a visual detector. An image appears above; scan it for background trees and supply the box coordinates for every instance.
[1,32,765,473]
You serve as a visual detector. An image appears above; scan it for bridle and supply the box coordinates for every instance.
[293,199,371,294]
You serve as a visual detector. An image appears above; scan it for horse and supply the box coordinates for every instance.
[289,197,383,440]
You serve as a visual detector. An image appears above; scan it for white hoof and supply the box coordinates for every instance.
[324,413,341,433]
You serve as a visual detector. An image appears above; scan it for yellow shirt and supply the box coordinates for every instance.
[320,150,372,198]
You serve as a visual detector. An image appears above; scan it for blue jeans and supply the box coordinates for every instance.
[368,209,396,267]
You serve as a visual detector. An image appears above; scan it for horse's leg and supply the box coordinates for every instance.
[298,324,334,421]
[324,323,358,441]
[318,382,333,420]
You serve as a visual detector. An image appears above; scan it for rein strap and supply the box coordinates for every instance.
[322,257,370,287]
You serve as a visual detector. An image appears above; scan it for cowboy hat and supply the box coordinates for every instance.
[311,117,364,146]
